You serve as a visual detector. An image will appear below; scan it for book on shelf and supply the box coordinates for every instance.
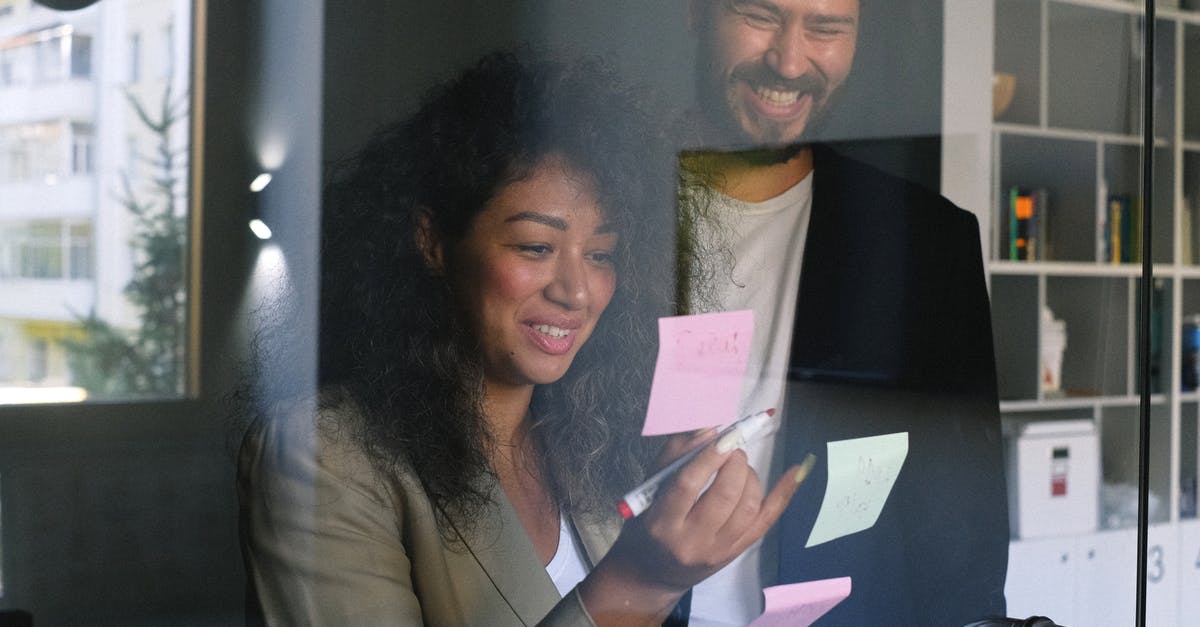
[1104,193,1142,264]
[1004,187,1047,261]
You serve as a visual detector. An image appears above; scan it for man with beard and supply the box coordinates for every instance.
[677,1,1009,625]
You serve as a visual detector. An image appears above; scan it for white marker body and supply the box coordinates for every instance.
[618,409,776,519]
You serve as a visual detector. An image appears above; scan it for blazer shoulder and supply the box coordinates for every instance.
[811,143,974,229]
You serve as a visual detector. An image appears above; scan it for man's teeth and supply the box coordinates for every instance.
[757,87,800,106]
[534,324,571,338]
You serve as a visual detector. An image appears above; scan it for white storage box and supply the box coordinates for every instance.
[1005,419,1099,539]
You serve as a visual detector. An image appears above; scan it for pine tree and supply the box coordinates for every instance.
[61,81,187,399]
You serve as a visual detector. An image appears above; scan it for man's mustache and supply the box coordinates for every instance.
[731,63,827,99]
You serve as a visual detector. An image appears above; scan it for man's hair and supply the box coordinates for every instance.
[318,50,675,531]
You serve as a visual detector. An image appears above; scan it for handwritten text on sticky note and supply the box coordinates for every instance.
[642,311,754,436]
[748,577,852,627]
[806,432,908,547]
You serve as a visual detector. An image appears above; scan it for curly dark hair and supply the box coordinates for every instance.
[319,50,675,531]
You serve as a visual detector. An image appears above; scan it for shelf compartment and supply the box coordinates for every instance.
[1047,275,1131,397]
[992,274,1041,401]
[1182,401,1198,519]
[1186,24,1200,142]
[998,134,1097,262]
[1185,151,1200,265]
[1135,277,1173,395]
[1047,5,1173,137]
[1100,403,1172,526]
[995,0,1042,126]
[1104,145,1174,265]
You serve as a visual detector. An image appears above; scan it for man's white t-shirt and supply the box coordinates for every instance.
[687,173,813,627]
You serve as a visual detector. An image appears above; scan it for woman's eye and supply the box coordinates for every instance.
[516,244,552,256]
[588,250,615,266]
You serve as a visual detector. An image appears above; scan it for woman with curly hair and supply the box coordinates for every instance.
[238,51,803,626]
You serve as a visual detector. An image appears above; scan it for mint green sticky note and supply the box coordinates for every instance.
[805,432,909,548]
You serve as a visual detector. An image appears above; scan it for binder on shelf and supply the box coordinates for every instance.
[1104,193,1142,264]
[1006,187,1047,261]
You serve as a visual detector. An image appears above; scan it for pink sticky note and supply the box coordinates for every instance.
[748,577,852,627]
[642,310,753,436]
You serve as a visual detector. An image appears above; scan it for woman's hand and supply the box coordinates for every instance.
[578,434,807,626]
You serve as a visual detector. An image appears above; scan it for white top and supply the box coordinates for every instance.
[545,513,590,598]
[688,173,814,627]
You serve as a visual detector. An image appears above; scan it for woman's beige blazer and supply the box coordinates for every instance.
[238,399,622,626]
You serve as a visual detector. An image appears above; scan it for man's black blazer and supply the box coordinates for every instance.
[774,145,1009,625]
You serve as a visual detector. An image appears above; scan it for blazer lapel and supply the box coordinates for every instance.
[790,145,911,387]
[452,480,562,625]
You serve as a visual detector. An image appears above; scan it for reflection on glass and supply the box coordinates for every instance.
[0,0,191,403]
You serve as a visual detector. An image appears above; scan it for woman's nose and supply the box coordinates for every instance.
[544,255,588,310]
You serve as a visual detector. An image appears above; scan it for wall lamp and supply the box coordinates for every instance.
[249,172,274,239]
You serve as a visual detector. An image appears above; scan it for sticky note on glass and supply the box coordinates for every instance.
[642,310,754,436]
[806,432,908,547]
[748,577,852,627]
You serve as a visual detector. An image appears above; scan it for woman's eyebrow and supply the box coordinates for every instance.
[504,211,567,230]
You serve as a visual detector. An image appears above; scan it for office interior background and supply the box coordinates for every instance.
[0,0,1197,624]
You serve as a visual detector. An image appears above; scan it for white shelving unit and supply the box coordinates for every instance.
[944,1,1200,624]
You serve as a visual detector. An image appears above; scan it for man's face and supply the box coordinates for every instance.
[692,0,859,147]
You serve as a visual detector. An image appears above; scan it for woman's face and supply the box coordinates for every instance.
[449,158,618,391]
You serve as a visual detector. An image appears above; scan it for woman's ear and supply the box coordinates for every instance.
[414,208,445,274]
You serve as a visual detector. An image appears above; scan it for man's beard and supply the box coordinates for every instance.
[694,55,835,153]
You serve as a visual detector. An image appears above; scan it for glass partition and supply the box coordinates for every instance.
[3,1,1196,625]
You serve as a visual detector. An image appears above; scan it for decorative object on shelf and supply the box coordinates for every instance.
[1005,419,1099,539]
[1040,307,1067,396]
[993,72,1016,118]
[1182,314,1200,391]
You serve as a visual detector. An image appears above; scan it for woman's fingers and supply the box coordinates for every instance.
[731,461,810,550]
[655,427,720,469]
[715,461,765,539]
[649,442,732,522]
[685,448,752,527]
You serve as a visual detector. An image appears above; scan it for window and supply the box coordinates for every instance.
[0,49,14,86]
[32,36,64,83]
[160,22,172,79]
[0,122,66,183]
[72,123,93,175]
[67,222,92,280]
[0,0,194,402]
[70,33,91,78]
[128,32,140,83]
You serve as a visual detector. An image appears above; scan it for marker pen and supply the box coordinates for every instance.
[618,408,777,519]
